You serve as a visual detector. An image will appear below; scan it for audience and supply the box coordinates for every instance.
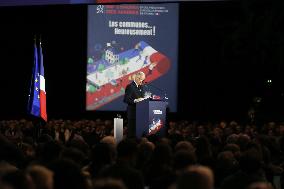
[99,139,144,189]
[0,118,283,189]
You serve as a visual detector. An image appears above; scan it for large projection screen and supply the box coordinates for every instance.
[86,4,179,112]
[0,0,219,6]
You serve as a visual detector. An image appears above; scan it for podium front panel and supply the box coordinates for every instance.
[148,101,167,137]
[136,100,167,139]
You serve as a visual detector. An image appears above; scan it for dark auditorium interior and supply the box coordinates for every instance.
[0,0,283,189]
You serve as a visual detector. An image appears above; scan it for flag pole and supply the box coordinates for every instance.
[38,34,45,140]
[27,36,37,112]
[32,35,42,142]
[36,35,41,142]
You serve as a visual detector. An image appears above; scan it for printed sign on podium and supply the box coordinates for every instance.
[136,99,168,139]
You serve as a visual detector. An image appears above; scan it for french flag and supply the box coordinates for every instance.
[28,40,47,121]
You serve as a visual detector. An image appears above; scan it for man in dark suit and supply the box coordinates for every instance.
[123,71,146,138]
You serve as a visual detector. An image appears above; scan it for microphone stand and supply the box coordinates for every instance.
[144,82,168,100]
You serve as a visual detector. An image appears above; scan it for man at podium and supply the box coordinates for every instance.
[123,71,146,138]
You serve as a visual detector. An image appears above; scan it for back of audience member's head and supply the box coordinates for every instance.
[151,143,173,166]
[223,143,241,160]
[174,150,197,172]
[175,141,195,153]
[217,151,238,170]
[37,134,53,144]
[65,139,89,155]
[168,131,184,146]
[22,136,34,146]
[38,141,62,164]
[280,135,284,153]
[226,133,239,144]
[239,148,263,174]
[92,178,127,189]
[247,181,273,189]
[90,142,114,167]
[237,134,251,151]
[0,181,11,189]
[158,137,172,147]
[116,139,137,159]
[223,143,240,154]
[21,142,35,159]
[60,147,86,167]
[26,165,53,189]
[177,165,214,189]
[195,136,212,160]
[0,161,18,178]
[49,159,87,189]
[197,125,206,136]
[100,136,116,149]
[0,137,25,168]
[0,170,33,189]
[136,141,155,168]
[146,134,159,145]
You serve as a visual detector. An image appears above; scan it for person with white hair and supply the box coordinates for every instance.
[123,71,146,138]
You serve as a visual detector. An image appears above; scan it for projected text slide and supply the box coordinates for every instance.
[87,4,178,111]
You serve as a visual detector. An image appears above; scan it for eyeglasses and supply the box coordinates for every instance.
[136,77,144,81]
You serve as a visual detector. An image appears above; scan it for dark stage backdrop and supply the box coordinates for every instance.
[1,1,284,121]
[0,5,87,119]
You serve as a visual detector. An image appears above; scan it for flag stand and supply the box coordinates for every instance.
[32,118,43,143]
[28,35,47,142]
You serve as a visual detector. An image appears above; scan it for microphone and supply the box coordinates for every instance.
[144,82,168,100]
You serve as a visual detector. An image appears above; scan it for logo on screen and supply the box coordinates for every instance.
[153,109,162,114]
[96,5,104,14]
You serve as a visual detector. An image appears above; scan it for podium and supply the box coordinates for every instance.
[136,99,168,139]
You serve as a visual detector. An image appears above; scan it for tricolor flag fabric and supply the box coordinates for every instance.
[28,41,47,121]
